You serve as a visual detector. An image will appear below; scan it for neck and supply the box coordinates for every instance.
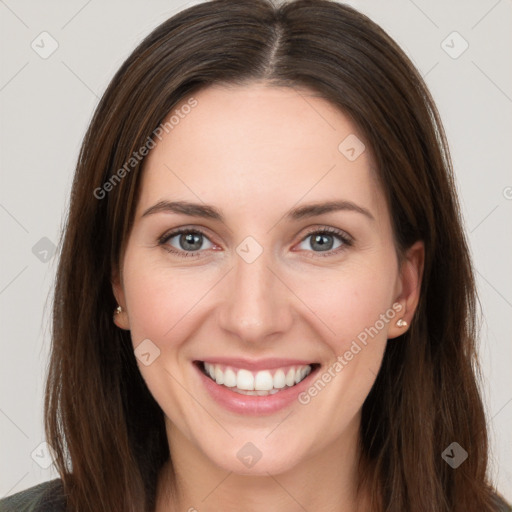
[155,415,371,512]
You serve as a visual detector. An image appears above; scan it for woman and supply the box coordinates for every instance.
[1,0,510,511]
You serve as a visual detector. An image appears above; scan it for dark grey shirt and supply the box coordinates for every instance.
[1,478,511,511]
[0,479,66,512]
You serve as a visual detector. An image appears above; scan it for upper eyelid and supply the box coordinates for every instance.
[159,225,215,242]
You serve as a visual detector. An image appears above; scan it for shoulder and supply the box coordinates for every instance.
[0,479,66,512]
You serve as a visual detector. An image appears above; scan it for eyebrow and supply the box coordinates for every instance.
[141,199,375,222]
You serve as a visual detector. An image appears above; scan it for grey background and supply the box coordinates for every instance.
[1,0,511,501]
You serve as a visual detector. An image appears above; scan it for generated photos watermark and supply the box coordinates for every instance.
[93,97,198,200]
[298,303,403,405]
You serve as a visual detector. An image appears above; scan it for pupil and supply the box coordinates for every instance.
[312,234,333,251]
[181,233,201,251]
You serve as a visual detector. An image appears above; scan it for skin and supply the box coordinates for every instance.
[112,83,424,512]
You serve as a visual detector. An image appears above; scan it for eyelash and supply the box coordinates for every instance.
[158,226,353,259]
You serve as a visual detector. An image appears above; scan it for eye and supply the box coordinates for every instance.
[296,227,353,256]
[159,228,214,258]
[158,226,353,259]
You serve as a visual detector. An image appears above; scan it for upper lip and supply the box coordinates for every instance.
[196,357,317,371]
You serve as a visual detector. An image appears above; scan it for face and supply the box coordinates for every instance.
[113,83,423,476]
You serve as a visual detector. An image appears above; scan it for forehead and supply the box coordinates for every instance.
[138,83,386,225]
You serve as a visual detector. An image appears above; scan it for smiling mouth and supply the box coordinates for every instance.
[195,361,321,396]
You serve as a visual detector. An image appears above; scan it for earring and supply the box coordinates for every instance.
[396,318,408,328]
[114,305,122,315]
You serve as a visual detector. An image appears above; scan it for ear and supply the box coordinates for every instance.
[112,266,131,331]
[388,240,424,339]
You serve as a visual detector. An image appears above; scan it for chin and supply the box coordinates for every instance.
[203,437,308,477]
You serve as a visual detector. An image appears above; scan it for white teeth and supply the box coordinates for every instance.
[214,366,224,385]
[201,362,313,392]
[237,369,254,390]
[297,366,309,383]
[205,362,215,380]
[254,370,274,391]
[273,369,286,389]
[285,368,295,387]
[223,368,237,387]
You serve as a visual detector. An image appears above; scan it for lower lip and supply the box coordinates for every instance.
[194,362,320,416]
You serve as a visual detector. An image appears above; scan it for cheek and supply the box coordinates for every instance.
[122,253,208,343]
[121,254,213,432]
[293,270,394,428]
[294,262,397,350]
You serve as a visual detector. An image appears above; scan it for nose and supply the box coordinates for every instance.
[217,247,293,345]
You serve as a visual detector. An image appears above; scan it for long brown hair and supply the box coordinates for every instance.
[44,1,509,510]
